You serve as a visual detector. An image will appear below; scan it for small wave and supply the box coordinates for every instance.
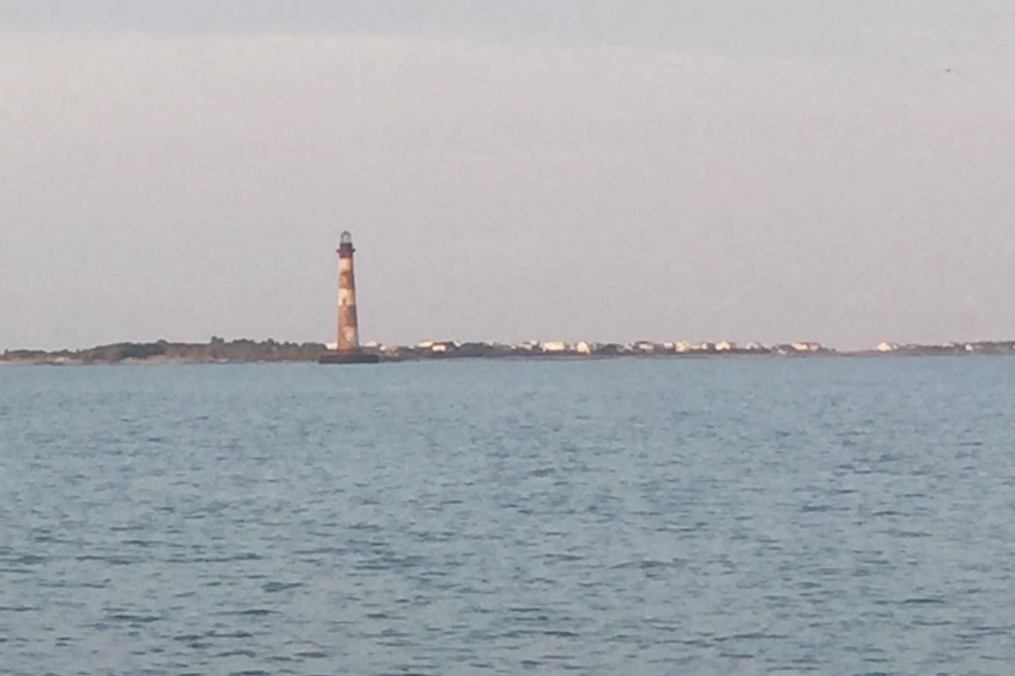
[207,630,255,639]
[107,613,162,624]
[612,559,684,570]
[542,630,580,638]
[166,553,263,564]
[173,634,204,642]
[884,529,933,539]
[120,539,157,548]
[9,554,46,566]
[75,555,138,566]
[218,608,274,617]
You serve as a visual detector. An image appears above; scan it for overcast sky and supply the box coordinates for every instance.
[3,1,1015,350]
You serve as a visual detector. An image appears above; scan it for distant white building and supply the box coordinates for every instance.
[420,340,458,353]
[674,341,692,353]
[542,341,570,353]
[792,342,823,352]
[876,342,898,352]
[575,341,597,355]
[715,340,736,352]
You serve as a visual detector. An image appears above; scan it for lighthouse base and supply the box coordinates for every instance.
[318,350,381,365]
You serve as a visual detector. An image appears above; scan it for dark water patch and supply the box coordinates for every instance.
[884,529,933,539]
[168,553,264,564]
[207,630,255,639]
[107,613,162,624]
[262,582,303,593]
[901,598,948,606]
[963,624,1015,637]
[353,562,392,571]
[31,533,66,544]
[541,629,580,638]
[173,634,204,642]
[75,554,138,566]
[612,559,685,571]
[6,554,47,566]
[218,608,274,617]
[292,547,346,556]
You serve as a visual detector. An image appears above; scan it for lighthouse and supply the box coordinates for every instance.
[336,231,360,350]
[319,231,380,364]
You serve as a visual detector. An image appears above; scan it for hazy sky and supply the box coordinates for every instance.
[3,1,1015,350]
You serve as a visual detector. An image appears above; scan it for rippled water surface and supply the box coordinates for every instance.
[2,357,1015,675]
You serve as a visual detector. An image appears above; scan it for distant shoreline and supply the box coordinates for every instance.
[3,338,1014,366]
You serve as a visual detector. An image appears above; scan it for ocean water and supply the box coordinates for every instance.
[1,357,1014,675]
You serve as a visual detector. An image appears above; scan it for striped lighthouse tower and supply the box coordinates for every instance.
[336,230,360,351]
[320,231,379,364]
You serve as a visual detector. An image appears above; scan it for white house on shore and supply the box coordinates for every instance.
[417,340,459,353]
